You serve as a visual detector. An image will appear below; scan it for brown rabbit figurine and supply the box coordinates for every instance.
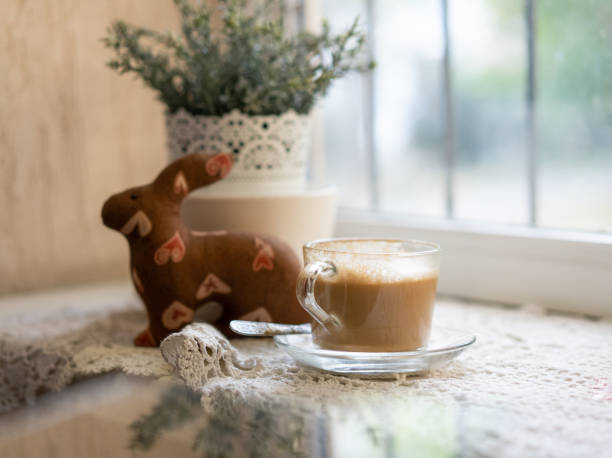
[101,152,308,346]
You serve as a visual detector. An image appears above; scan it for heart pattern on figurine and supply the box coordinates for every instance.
[205,153,233,178]
[162,301,194,330]
[132,267,144,293]
[196,273,232,300]
[253,237,275,272]
[154,231,186,265]
[134,328,155,347]
[253,251,274,271]
[120,210,152,237]
[173,171,189,195]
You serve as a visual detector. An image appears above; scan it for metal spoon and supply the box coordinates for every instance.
[230,320,311,337]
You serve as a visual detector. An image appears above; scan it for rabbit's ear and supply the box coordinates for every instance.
[153,153,233,199]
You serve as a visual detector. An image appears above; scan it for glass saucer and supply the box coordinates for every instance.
[274,327,476,377]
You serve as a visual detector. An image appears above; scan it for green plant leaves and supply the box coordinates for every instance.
[103,0,372,116]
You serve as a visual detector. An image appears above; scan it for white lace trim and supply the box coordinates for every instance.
[165,109,311,192]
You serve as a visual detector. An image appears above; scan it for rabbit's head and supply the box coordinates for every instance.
[101,152,232,241]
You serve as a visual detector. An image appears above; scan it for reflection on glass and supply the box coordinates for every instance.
[130,384,316,457]
[450,0,528,224]
[130,385,202,452]
[328,396,458,457]
[537,0,612,232]
[128,383,461,458]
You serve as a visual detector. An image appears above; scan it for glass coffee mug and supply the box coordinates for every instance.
[296,239,440,352]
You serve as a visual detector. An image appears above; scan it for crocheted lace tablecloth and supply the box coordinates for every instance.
[1,291,611,457]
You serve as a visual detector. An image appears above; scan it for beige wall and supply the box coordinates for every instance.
[0,1,181,294]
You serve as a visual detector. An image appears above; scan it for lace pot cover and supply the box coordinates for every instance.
[165,109,311,194]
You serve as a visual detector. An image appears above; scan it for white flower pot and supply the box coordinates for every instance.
[181,187,336,259]
[166,109,311,195]
[166,108,335,255]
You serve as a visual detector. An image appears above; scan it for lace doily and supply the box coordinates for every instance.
[0,301,165,413]
[165,109,311,193]
[1,297,611,457]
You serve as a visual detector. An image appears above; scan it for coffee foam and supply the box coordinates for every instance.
[317,239,436,255]
[335,260,438,283]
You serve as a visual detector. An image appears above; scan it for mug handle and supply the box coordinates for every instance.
[296,260,342,331]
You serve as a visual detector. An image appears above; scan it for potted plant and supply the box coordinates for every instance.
[103,0,372,195]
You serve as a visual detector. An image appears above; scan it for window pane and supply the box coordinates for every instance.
[537,0,612,233]
[450,0,528,224]
[321,0,370,210]
[323,0,612,234]
[374,0,446,216]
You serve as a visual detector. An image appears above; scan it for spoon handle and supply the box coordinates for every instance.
[230,320,312,337]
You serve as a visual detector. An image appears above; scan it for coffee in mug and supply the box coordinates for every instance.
[297,239,440,352]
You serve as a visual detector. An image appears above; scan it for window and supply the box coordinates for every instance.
[308,0,612,315]
[322,0,612,231]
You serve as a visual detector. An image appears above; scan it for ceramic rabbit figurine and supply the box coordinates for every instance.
[101,152,308,346]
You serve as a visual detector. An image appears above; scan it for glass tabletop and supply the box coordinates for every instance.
[0,373,463,458]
